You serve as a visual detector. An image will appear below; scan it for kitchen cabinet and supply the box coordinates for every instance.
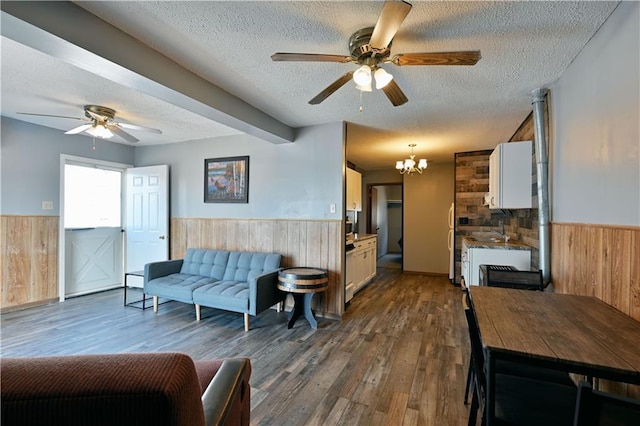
[488,141,532,209]
[345,236,376,302]
[461,238,531,286]
[346,168,362,211]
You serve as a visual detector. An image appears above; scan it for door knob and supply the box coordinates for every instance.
[159,235,166,240]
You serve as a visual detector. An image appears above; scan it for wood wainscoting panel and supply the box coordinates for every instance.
[551,222,640,320]
[552,222,640,399]
[1,215,59,309]
[170,218,344,318]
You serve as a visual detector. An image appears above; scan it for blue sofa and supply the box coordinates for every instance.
[144,248,284,331]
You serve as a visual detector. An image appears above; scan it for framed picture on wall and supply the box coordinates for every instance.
[204,156,249,203]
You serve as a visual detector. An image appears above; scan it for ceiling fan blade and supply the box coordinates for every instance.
[369,0,412,50]
[115,122,163,134]
[16,112,87,121]
[309,71,355,105]
[64,124,93,135]
[392,51,481,66]
[382,79,408,106]
[271,53,352,63]
[110,126,139,143]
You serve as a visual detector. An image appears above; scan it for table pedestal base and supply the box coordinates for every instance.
[288,293,318,329]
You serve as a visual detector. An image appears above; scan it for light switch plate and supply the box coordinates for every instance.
[42,201,54,210]
[330,203,336,213]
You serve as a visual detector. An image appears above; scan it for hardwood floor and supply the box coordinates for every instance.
[1,269,470,425]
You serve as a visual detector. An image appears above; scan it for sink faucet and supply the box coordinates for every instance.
[497,220,510,242]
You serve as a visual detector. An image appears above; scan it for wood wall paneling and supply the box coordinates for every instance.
[1,215,58,309]
[551,222,640,321]
[552,222,640,399]
[170,218,344,318]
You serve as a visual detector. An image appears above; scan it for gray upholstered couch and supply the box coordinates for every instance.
[144,248,284,331]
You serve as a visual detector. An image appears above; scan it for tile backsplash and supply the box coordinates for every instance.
[453,112,540,283]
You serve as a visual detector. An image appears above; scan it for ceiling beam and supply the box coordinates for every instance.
[1,1,295,145]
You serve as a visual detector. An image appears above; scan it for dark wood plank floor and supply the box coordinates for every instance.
[1,268,470,425]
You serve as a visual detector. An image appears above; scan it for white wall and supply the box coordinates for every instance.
[134,122,344,219]
[1,117,135,215]
[551,1,639,226]
[403,162,455,274]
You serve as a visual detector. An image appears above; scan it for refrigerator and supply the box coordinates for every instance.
[448,202,455,280]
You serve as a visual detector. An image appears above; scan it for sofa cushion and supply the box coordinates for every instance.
[180,249,229,280]
[1,353,206,426]
[222,252,282,282]
[193,281,250,312]
[146,273,220,303]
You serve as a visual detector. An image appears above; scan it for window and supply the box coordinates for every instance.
[64,164,122,228]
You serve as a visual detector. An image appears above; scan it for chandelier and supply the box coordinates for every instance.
[396,144,427,175]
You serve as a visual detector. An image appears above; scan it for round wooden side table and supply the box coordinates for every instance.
[277,267,328,329]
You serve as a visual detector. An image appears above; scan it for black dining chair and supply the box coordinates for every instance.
[463,296,578,426]
[573,381,640,426]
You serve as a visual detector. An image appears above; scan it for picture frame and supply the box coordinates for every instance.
[204,156,249,203]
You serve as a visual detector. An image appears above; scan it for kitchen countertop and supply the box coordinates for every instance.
[353,234,377,242]
[462,236,531,251]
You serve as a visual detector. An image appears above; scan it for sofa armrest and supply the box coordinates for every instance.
[201,358,251,426]
[144,259,184,284]
[249,268,285,315]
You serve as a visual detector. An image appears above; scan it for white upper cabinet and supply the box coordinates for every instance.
[346,168,362,211]
[488,141,533,209]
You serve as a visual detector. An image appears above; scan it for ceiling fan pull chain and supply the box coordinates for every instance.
[92,136,96,151]
[359,90,364,112]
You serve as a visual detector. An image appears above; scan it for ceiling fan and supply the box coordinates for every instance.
[17,104,162,143]
[271,0,481,107]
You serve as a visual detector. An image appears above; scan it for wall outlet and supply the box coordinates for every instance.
[42,201,54,210]
[330,203,336,214]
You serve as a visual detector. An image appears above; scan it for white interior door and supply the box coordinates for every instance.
[125,165,169,288]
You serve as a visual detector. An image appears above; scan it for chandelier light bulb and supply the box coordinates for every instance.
[374,68,393,89]
[353,65,372,86]
[405,158,415,169]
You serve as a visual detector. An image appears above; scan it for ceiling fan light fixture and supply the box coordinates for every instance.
[353,65,372,86]
[374,67,393,89]
[355,81,372,92]
[87,123,113,139]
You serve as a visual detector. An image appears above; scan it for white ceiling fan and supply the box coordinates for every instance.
[17,104,162,143]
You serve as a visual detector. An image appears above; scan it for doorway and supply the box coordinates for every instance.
[366,183,403,270]
[59,157,169,300]
[61,158,128,298]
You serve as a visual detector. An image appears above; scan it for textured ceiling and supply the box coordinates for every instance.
[1,1,619,170]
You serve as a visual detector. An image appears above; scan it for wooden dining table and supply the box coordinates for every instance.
[468,286,640,426]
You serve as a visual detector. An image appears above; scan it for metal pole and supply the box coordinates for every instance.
[531,88,551,286]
